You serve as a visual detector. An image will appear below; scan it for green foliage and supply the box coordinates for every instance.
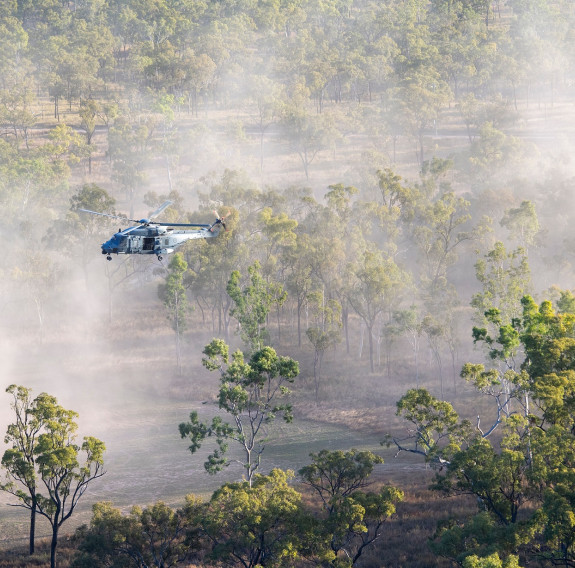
[72,498,200,568]
[1,386,105,568]
[299,449,384,509]
[305,289,342,402]
[556,289,575,315]
[396,295,575,564]
[471,241,531,328]
[50,183,117,253]
[162,253,189,333]
[227,261,287,352]
[430,512,511,564]
[179,340,299,485]
[159,253,189,373]
[0,385,56,554]
[201,469,303,568]
[463,552,522,568]
[299,449,402,566]
[388,388,470,462]
[468,123,529,183]
[500,200,540,251]
[346,249,409,372]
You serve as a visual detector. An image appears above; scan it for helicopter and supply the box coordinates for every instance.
[79,200,226,261]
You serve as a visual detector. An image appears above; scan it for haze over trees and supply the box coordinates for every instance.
[3,0,575,566]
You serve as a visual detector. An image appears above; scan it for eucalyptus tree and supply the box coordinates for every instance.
[393,295,575,564]
[386,387,470,464]
[412,191,477,302]
[0,78,37,150]
[160,253,189,375]
[302,33,338,113]
[306,183,364,355]
[299,449,403,567]
[0,14,29,89]
[458,92,482,143]
[1,385,54,554]
[504,0,569,110]
[346,249,409,372]
[257,206,298,344]
[347,4,399,103]
[428,0,493,100]
[187,15,254,105]
[280,81,338,179]
[179,339,299,486]
[78,99,100,174]
[284,233,315,348]
[44,123,88,174]
[183,205,243,336]
[467,122,528,186]
[393,21,451,164]
[1,387,105,568]
[197,169,282,222]
[227,261,287,352]
[500,200,541,254]
[34,20,106,119]
[375,167,419,255]
[43,183,116,288]
[257,206,298,273]
[471,241,531,328]
[177,49,217,116]
[149,92,184,192]
[305,289,342,403]
[246,74,284,172]
[108,116,150,218]
[393,306,423,386]
[200,469,304,568]
[0,122,80,216]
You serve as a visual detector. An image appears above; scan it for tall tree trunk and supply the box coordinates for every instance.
[50,524,59,568]
[276,305,281,346]
[29,499,36,554]
[297,297,302,347]
[368,323,375,372]
[343,308,350,355]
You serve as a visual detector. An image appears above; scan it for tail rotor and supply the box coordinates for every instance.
[212,209,231,232]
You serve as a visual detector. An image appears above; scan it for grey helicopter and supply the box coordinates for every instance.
[79,200,226,261]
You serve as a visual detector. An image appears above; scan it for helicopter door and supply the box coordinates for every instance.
[143,237,155,251]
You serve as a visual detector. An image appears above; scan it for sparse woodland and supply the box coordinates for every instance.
[2,0,575,566]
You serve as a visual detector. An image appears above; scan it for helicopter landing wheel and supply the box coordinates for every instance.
[106,255,112,261]
[157,255,163,261]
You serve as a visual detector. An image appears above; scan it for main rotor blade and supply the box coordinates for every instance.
[148,200,174,220]
[155,222,211,228]
[120,223,147,235]
[78,208,137,223]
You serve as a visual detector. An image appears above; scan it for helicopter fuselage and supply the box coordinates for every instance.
[79,200,224,261]
[102,225,215,258]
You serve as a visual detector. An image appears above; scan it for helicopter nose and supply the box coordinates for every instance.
[102,240,116,254]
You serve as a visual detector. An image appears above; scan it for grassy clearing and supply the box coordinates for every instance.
[0,392,390,545]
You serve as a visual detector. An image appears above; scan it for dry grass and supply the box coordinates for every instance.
[0,541,75,568]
